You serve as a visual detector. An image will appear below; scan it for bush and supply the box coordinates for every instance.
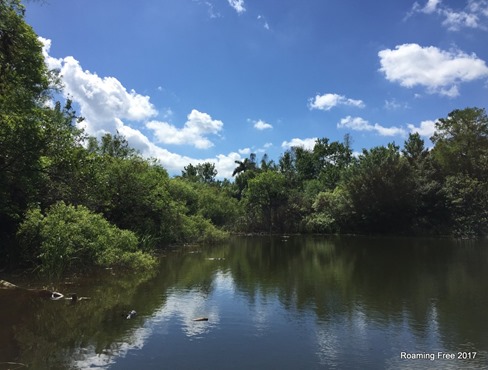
[17,201,157,275]
[178,214,228,244]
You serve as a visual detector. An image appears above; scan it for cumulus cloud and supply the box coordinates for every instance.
[281,138,317,150]
[384,98,409,110]
[227,0,245,14]
[308,93,365,111]
[252,119,273,130]
[40,37,157,135]
[408,0,488,31]
[412,0,442,14]
[378,43,488,97]
[146,110,223,149]
[238,147,251,155]
[39,37,242,178]
[407,120,437,137]
[338,116,406,137]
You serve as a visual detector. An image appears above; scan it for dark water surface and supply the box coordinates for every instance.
[1,235,487,369]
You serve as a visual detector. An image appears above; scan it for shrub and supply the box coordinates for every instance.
[17,201,157,275]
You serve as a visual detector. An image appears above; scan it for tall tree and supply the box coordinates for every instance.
[0,0,62,262]
[431,107,488,179]
[244,171,288,232]
[342,143,415,233]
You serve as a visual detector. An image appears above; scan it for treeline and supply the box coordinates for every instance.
[1,0,488,273]
[233,108,488,237]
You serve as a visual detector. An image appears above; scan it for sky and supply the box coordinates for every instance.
[25,0,488,178]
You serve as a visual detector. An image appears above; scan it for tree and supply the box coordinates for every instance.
[431,107,488,179]
[232,153,259,200]
[402,133,428,165]
[0,0,51,107]
[181,163,199,182]
[0,0,65,263]
[87,132,136,158]
[314,136,353,190]
[232,153,257,176]
[442,174,488,237]
[197,162,217,183]
[342,143,416,233]
[182,162,217,183]
[243,171,288,232]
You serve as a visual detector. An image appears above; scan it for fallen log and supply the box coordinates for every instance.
[0,279,64,300]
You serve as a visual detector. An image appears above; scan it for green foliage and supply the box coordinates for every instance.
[342,143,416,233]
[0,0,68,262]
[442,174,488,237]
[196,184,241,228]
[17,202,157,275]
[0,0,52,107]
[178,214,228,244]
[305,187,351,233]
[87,132,136,158]
[431,107,488,179]
[243,171,288,232]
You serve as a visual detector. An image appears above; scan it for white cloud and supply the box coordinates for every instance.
[337,116,373,131]
[308,93,365,111]
[413,0,442,14]
[252,119,273,130]
[257,15,270,30]
[338,116,406,137]
[40,37,157,135]
[407,120,437,137]
[146,110,223,149]
[200,1,221,18]
[374,124,407,137]
[39,37,241,178]
[263,142,273,148]
[378,43,488,97]
[281,138,317,150]
[227,0,245,14]
[409,0,488,31]
[238,147,251,155]
[384,99,409,110]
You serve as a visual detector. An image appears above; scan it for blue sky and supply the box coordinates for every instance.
[26,0,488,177]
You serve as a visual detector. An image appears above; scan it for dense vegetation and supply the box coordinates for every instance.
[1,0,487,273]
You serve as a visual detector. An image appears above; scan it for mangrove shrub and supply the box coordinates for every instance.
[17,201,157,275]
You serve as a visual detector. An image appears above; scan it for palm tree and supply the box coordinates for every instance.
[232,154,257,176]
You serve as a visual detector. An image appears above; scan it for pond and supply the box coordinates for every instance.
[1,235,487,369]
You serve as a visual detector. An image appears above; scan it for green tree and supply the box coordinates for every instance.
[181,163,199,182]
[233,153,259,199]
[442,174,488,237]
[314,136,354,190]
[0,0,72,263]
[431,107,488,179]
[182,162,217,183]
[243,171,288,232]
[342,143,416,233]
[402,133,428,165]
[87,132,136,159]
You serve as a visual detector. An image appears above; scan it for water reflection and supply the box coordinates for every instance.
[1,236,487,369]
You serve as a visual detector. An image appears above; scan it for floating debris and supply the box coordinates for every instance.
[126,310,137,319]
[193,317,209,322]
[50,292,64,300]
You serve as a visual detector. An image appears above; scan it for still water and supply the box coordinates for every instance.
[1,235,487,369]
